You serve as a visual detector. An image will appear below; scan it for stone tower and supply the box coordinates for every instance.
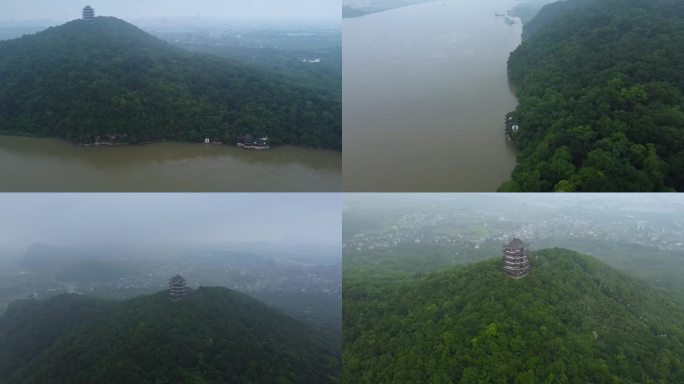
[168,275,187,301]
[502,238,530,279]
[82,5,95,21]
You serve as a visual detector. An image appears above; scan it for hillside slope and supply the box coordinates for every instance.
[0,17,340,149]
[501,0,684,191]
[519,0,597,40]
[343,248,684,383]
[0,287,340,384]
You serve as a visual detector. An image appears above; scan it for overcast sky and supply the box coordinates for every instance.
[1,0,339,23]
[0,193,341,251]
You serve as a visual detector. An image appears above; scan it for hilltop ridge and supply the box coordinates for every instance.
[501,0,684,191]
[344,248,684,382]
[0,16,341,149]
[0,286,340,384]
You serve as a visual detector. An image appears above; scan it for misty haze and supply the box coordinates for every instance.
[344,193,684,288]
[0,193,342,383]
[2,0,339,24]
[0,193,341,309]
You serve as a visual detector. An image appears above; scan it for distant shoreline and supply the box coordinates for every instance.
[342,1,435,19]
[0,132,341,153]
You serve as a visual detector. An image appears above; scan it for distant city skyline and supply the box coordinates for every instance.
[0,0,339,23]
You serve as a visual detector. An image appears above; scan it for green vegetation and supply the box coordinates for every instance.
[0,287,340,384]
[251,291,342,345]
[501,0,684,191]
[509,3,545,25]
[344,248,684,383]
[175,33,341,98]
[0,17,340,149]
[54,260,156,283]
[535,238,684,298]
[517,0,596,40]
[344,242,504,279]
[344,239,684,299]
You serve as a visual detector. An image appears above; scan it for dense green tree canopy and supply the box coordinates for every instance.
[0,17,341,149]
[501,0,684,191]
[344,248,684,383]
[0,287,340,384]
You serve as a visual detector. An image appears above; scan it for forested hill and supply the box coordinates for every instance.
[0,287,340,384]
[0,17,341,149]
[344,248,684,383]
[501,0,684,191]
[520,0,596,40]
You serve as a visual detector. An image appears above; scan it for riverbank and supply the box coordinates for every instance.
[0,131,339,152]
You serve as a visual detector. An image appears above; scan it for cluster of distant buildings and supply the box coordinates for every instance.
[2,256,339,310]
[344,209,684,254]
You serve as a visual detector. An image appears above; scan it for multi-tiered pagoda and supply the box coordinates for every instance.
[502,238,530,279]
[82,6,95,21]
[168,275,187,301]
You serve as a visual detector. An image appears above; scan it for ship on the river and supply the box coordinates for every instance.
[237,134,270,150]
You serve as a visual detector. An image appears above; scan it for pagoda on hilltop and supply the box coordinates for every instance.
[502,238,530,279]
[82,5,95,21]
[168,275,187,301]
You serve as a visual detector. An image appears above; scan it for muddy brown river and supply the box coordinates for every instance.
[343,0,521,191]
[0,135,341,191]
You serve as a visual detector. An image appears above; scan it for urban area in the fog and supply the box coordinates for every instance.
[344,194,684,253]
[0,194,341,331]
[0,0,341,105]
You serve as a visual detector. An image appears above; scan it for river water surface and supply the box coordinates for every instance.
[0,136,341,191]
[343,0,521,191]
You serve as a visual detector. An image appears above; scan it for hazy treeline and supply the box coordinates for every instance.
[502,0,684,191]
[0,18,341,149]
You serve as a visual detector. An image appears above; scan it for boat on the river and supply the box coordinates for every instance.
[236,134,270,150]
